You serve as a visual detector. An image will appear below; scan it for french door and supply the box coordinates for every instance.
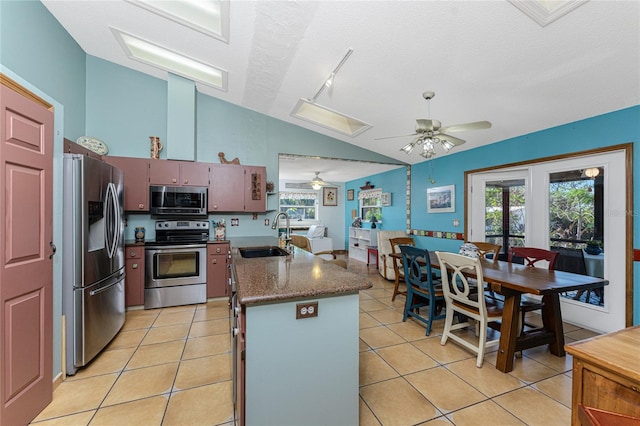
[468,151,627,333]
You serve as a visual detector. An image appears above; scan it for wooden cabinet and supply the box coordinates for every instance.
[209,164,245,212]
[348,227,378,262]
[103,156,149,211]
[64,138,102,159]
[149,159,209,187]
[209,164,266,212]
[207,242,230,298]
[565,325,640,425]
[125,245,145,307]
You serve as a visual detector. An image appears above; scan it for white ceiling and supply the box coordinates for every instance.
[42,0,640,182]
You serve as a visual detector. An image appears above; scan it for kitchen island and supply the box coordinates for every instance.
[230,237,372,426]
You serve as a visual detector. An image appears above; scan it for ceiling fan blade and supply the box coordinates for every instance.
[440,120,492,133]
[437,133,466,146]
[416,119,441,132]
[374,132,418,140]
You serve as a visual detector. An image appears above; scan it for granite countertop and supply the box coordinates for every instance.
[230,236,373,305]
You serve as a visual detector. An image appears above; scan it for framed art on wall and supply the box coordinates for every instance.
[381,192,391,207]
[427,185,455,213]
[347,189,354,201]
[323,187,338,206]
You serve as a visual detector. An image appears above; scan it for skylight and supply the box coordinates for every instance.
[291,99,372,137]
[126,0,229,42]
[111,28,228,90]
[509,0,589,27]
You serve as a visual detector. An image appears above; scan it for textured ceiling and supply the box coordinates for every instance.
[42,0,640,182]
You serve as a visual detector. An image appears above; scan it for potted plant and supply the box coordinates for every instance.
[585,240,602,255]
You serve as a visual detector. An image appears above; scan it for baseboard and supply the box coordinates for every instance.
[53,372,63,391]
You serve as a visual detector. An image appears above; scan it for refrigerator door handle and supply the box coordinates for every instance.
[89,271,125,296]
[104,182,119,259]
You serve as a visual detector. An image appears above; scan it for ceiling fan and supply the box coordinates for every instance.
[376,91,492,160]
[309,171,334,190]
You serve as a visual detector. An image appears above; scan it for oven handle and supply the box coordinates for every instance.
[145,244,207,252]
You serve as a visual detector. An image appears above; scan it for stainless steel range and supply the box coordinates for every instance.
[144,220,209,309]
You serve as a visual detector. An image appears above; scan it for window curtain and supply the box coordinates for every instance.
[358,188,382,200]
[279,192,318,201]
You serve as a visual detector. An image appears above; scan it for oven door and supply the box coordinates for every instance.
[145,244,206,289]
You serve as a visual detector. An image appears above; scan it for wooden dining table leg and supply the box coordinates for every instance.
[495,288,522,373]
[541,293,566,356]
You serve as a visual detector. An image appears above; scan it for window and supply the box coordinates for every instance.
[358,188,382,222]
[279,192,317,222]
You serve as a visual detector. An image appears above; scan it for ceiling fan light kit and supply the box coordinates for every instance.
[310,171,332,190]
[377,91,491,160]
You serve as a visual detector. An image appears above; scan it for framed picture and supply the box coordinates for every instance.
[347,189,354,201]
[323,187,338,206]
[381,192,391,207]
[427,185,455,213]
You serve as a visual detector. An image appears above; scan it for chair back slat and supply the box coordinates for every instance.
[468,242,501,263]
[436,251,487,316]
[508,247,558,270]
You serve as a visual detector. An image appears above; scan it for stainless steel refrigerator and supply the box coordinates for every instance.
[62,154,125,375]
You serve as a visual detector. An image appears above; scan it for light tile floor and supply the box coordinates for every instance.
[31,259,599,426]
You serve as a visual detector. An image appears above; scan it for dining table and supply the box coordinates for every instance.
[389,251,609,373]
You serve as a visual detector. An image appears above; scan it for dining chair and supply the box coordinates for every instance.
[290,234,312,252]
[400,245,446,336]
[389,237,416,301]
[469,242,501,263]
[508,246,560,333]
[551,246,603,304]
[436,251,503,367]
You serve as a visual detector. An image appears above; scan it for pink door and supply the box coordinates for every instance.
[0,82,54,425]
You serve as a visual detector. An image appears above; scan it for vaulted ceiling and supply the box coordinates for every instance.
[42,0,639,181]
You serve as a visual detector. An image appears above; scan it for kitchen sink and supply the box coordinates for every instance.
[239,246,289,258]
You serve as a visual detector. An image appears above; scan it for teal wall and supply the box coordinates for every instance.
[0,0,86,139]
[356,107,640,321]
[345,166,408,236]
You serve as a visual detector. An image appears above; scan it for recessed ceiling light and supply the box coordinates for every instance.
[126,0,229,43]
[291,99,372,137]
[111,28,227,91]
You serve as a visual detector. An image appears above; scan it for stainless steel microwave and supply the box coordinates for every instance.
[149,185,207,217]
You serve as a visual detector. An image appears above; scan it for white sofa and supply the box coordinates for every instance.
[377,230,410,280]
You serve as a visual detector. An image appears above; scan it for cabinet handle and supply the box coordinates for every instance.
[172,178,177,183]
[184,179,189,184]
[213,205,218,210]
[216,247,222,253]
[132,263,138,269]
[129,251,136,257]
[138,204,145,209]
[212,258,217,264]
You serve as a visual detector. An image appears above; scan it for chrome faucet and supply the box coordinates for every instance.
[271,212,291,248]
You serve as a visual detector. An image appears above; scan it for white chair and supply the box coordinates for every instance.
[436,251,503,367]
[377,230,410,280]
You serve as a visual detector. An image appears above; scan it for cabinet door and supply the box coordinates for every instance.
[209,163,245,212]
[104,156,149,211]
[207,244,230,298]
[180,162,210,186]
[244,166,266,213]
[124,246,145,306]
[149,159,180,185]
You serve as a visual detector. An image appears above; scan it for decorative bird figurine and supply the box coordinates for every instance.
[218,152,240,165]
